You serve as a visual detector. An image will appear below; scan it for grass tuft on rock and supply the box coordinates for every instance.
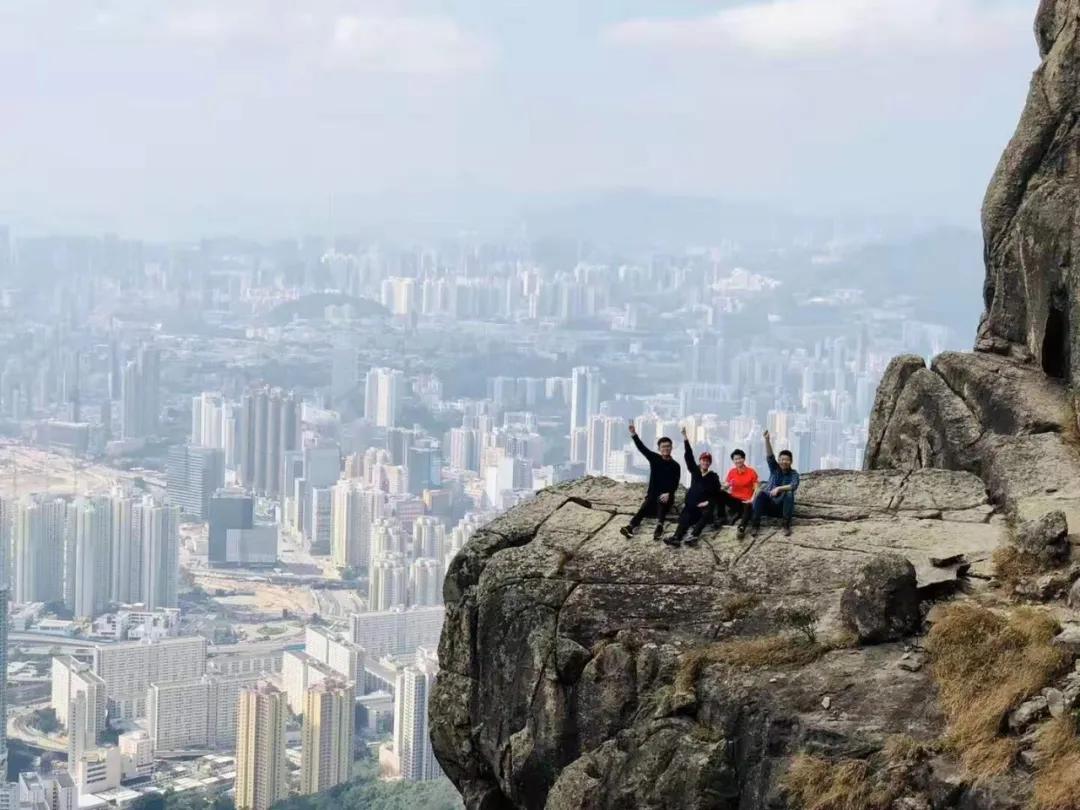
[926,602,1067,780]
[674,631,855,697]
[782,754,891,810]
[1031,716,1080,810]
[992,545,1042,590]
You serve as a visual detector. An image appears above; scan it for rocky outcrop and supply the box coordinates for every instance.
[432,4,1080,807]
[432,474,1003,810]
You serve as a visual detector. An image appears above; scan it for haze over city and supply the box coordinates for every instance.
[0,2,1057,810]
[0,0,1040,236]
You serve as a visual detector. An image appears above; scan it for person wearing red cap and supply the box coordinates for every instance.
[667,426,722,547]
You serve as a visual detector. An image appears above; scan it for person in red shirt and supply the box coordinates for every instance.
[715,448,758,528]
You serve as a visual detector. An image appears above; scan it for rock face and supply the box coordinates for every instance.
[432,474,1002,810]
[432,5,1080,808]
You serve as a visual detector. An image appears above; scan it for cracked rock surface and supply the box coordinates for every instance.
[431,475,1003,810]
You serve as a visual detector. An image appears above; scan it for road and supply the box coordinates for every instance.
[8,703,66,754]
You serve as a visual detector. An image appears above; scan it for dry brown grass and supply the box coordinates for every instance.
[674,630,858,697]
[1030,716,1080,810]
[882,734,931,766]
[992,545,1042,590]
[926,603,1067,780]
[782,754,891,810]
[719,593,761,621]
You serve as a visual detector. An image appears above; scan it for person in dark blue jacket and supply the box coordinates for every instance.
[739,429,800,537]
[620,422,681,540]
[667,427,722,547]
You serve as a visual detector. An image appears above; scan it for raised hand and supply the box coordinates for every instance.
[763,429,770,440]
[680,426,688,438]
[628,422,637,436]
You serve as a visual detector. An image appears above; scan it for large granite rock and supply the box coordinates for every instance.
[431,5,1080,808]
[432,474,1004,810]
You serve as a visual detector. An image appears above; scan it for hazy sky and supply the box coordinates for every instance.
[0,0,1040,237]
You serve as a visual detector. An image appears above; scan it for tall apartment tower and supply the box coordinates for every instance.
[300,679,355,795]
[235,683,288,810]
[239,387,302,497]
[136,497,180,610]
[13,496,66,604]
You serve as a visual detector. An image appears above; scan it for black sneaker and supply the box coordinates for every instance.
[619,525,635,539]
[663,534,682,547]
[736,524,746,538]
[783,524,792,537]
[686,534,701,547]
[750,522,761,537]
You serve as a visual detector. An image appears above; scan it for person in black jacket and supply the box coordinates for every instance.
[668,426,723,547]
[620,421,681,540]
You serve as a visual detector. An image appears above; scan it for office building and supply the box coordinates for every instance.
[166,444,224,520]
[309,487,333,554]
[208,490,254,565]
[569,366,600,463]
[226,526,278,565]
[364,367,403,428]
[92,636,206,720]
[300,679,355,795]
[235,683,288,810]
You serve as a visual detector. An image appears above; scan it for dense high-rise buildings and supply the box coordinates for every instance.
[166,444,224,520]
[238,387,302,497]
[235,683,288,810]
[13,495,66,604]
[348,605,444,657]
[364,367,403,428]
[300,679,355,795]
[109,489,140,604]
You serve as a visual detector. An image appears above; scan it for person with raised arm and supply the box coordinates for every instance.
[620,421,681,541]
[667,426,723,547]
[739,429,800,537]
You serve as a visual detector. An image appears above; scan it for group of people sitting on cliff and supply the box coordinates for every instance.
[618,423,799,547]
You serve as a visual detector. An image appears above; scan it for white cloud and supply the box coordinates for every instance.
[75,3,493,76]
[605,0,1029,56]
[328,15,495,75]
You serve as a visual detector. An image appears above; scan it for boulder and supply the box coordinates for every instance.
[1014,510,1070,565]
[840,554,921,644]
